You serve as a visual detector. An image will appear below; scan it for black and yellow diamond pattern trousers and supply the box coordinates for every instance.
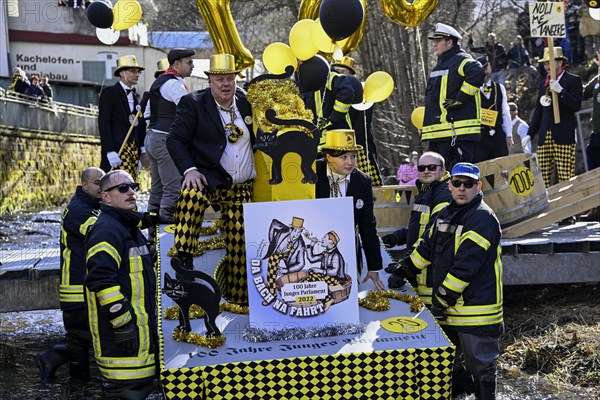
[264,251,289,305]
[172,182,253,305]
[119,140,140,181]
[357,148,382,187]
[538,132,575,187]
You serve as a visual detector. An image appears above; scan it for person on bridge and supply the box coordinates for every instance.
[391,162,503,399]
[98,55,148,179]
[145,49,195,226]
[422,23,485,169]
[35,167,105,383]
[84,170,159,399]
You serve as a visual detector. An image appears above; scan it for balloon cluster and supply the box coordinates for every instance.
[87,0,143,45]
[261,0,393,106]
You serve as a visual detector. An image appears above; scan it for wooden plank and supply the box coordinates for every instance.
[546,168,600,198]
[503,190,600,238]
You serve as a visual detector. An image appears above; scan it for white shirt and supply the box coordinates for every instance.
[512,116,531,153]
[118,81,135,113]
[327,165,351,198]
[217,100,256,184]
[144,76,189,132]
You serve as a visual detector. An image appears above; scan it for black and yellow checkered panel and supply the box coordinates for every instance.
[161,346,454,399]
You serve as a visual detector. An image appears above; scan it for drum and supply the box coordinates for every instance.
[476,153,548,226]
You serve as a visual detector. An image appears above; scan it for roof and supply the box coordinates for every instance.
[150,32,213,50]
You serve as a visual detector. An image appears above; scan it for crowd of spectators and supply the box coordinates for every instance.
[7,67,53,102]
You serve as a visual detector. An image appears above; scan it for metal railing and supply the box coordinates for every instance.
[0,88,99,136]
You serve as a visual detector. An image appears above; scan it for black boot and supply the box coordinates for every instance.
[475,374,496,400]
[452,365,475,397]
[35,343,70,382]
[69,354,90,383]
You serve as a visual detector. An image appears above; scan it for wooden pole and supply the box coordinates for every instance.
[547,40,561,124]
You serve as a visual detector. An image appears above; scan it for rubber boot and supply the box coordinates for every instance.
[475,374,496,400]
[452,365,475,397]
[35,343,70,381]
[69,353,90,383]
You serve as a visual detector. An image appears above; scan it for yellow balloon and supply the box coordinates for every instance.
[195,0,254,72]
[364,71,394,103]
[378,0,440,28]
[263,42,297,74]
[113,0,142,31]
[411,106,425,129]
[312,19,337,53]
[289,19,319,61]
[299,0,367,56]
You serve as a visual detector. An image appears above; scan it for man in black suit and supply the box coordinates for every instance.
[315,129,385,290]
[166,54,255,306]
[98,55,148,178]
[522,46,583,188]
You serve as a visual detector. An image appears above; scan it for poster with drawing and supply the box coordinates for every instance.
[243,198,360,330]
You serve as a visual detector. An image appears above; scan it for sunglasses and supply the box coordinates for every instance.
[450,179,478,189]
[105,182,140,193]
[417,164,441,172]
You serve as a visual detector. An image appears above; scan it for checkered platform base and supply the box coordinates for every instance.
[161,347,453,399]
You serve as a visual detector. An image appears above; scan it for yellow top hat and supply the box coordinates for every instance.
[204,54,241,75]
[154,58,169,78]
[290,217,304,230]
[113,55,144,77]
[538,46,568,63]
[331,56,356,75]
[319,129,363,152]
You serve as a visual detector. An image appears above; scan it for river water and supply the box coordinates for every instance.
[0,207,596,399]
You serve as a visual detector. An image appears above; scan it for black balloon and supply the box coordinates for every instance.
[345,75,363,104]
[297,55,330,92]
[86,1,113,29]
[319,0,364,41]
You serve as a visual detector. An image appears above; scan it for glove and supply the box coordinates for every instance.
[549,79,563,93]
[142,211,160,227]
[443,99,463,111]
[113,320,138,354]
[107,151,122,168]
[387,256,420,289]
[431,285,461,321]
[521,135,531,149]
[382,234,398,248]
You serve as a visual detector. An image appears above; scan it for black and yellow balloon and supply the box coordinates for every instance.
[195,0,254,72]
[298,0,367,57]
[378,0,440,28]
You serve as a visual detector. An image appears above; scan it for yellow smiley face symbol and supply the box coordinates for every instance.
[381,316,428,334]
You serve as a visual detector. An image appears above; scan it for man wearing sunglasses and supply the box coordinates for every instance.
[145,48,195,227]
[84,170,159,399]
[391,162,503,399]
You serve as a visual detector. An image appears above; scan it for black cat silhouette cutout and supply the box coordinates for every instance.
[162,262,222,337]
[254,109,321,185]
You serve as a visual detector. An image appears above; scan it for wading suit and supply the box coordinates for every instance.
[407,192,503,398]
[84,205,157,398]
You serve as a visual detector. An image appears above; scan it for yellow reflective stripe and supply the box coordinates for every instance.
[495,246,503,305]
[60,284,84,303]
[442,314,503,326]
[79,216,97,236]
[413,204,430,213]
[461,81,479,96]
[459,230,491,251]
[96,355,156,380]
[410,250,430,270]
[431,202,449,215]
[314,90,322,119]
[87,241,121,265]
[333,100,350,113]
[457,59,470,76]
[110,311,132,328]
[454,225,463,255]
[97,286,125,306]
[60,226,70,285]
[129,246,150,356]
[440,74,448,122]
[85,287,102,355]
[443,273,469,293]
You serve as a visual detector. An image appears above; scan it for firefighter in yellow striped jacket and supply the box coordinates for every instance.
[84,170,158,399]
[423,23,485,168]
[393,163,503,399]
[35,167,104,382]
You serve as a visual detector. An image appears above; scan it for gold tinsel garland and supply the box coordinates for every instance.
[164,302,249,320]
[167,236,226,257]
[359,290,424,313]
[246,80,315,136]
[173,328,226,349]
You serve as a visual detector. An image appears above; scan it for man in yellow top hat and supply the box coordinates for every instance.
[314,129,385,291]
[166,53,255,305]
[98,55,148,179]
[332,55,383,186]
[522,46,583,209]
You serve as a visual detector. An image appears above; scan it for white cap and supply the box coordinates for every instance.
[428,23,462,40]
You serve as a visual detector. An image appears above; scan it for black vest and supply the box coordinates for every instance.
[149,74,179,132]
